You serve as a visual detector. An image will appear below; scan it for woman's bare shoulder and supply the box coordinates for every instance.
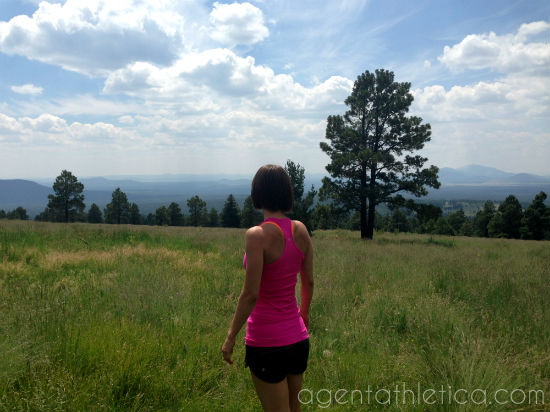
[292,220,309,233]
[245,225,264,241]
[292,220,311,257]
[292,220,311,242]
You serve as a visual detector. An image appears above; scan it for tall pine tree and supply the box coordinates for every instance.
[186,196,207,226]
[241,195,263,228]
[284,160,316,233]
[221,194,241,228]
[47,170,85,222]
[520,192,550,240]
[87,203,103,223]
[104,188,130,224]
[320,69,440,239]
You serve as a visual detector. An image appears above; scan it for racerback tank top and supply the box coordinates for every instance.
[243,216,309,347]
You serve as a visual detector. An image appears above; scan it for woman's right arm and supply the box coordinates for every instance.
[222,227,263,364]
[297,222,314,329]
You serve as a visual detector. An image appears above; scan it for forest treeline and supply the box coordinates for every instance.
[2,166,549,241]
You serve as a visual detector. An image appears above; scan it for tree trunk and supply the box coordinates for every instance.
[360,166,368,239]
[366,197,375,239]
[366,165,377,239]
[360,195,367,238]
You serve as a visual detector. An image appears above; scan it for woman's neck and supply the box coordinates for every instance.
[263,209,286,220]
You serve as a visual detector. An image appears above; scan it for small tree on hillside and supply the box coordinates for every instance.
[35,207,53,221]
[221,194,241,228]
[473,201,496,237]
[320,69,440,239]
[520,191,550,240]
[104,188,130,224]
[447,210,466,235]
[155,206,169,226]
[458,221,474,237]
[167,202,183,226]
[6,206,29,220]
[284,160,316,233]
[312,203,348,230]
[487,212,506,238]
[129,203,142,225]
[241,195,263,228]
[434,217,454,235]
[414,203,442,233]
[144,213,155,225]
[88,203,103,223]
[497,195,523,239]
[385,209,411,233]
[47,170,85,222]
[207,208,219,227]
[186,196,207,226]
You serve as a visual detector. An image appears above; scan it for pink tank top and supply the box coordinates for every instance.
[243,217,309,347]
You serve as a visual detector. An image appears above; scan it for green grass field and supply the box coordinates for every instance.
[0,220,548,411]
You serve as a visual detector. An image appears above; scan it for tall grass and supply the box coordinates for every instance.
[0,220,548,411]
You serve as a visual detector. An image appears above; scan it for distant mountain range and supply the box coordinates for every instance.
[438,165,549,185]
[1,165,548,218]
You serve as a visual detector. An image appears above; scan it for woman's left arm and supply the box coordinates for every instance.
[222,227,263,364]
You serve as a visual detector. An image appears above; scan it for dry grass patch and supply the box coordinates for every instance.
[39,243,219,272]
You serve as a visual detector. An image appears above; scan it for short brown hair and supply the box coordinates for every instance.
[251,164,293,212]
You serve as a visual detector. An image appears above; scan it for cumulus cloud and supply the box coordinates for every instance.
[11,84,43,95]
[209,2,269,47]
[0,0,185,76]
[103,48,353,113]
[19,113,67,134]
[118,115,134,124]
[0,112,21,135]
[412,21,550,175]
[438,21,550,74]
[413,73,549,122]
[423,22,550,122]
[12,94,144,117]
[411,76,550,173]
[0,112,138,145]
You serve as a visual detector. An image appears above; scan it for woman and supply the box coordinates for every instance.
[222,164,314,412]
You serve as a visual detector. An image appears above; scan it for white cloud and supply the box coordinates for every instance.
[411,74,549,174]
[12,94,144,117]
[118,115,134,124]
[438,21,550,74]
[19,113,67,133]
[422,22,550,122]
[0,0,186,76]
[103,48,353,113]
[413,73,549,122]
[0,112,21,135]
[11,83,43,95]
[412,21,550,175]
[209,2,269,47]
[0,112,139,146]
[423,59,431,68]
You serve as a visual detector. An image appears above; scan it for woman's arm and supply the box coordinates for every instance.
[222,227,263,364]
[298,222,314,329]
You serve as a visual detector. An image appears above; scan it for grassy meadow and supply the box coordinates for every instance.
[0,220,548,411]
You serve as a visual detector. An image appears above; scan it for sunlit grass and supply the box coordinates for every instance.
[0,220,548,411]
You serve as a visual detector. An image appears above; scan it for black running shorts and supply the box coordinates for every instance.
[244,338,310,383]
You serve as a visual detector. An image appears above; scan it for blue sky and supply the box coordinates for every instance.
[0,0,548,178]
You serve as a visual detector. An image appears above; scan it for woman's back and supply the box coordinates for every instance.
[243,217,309,347]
